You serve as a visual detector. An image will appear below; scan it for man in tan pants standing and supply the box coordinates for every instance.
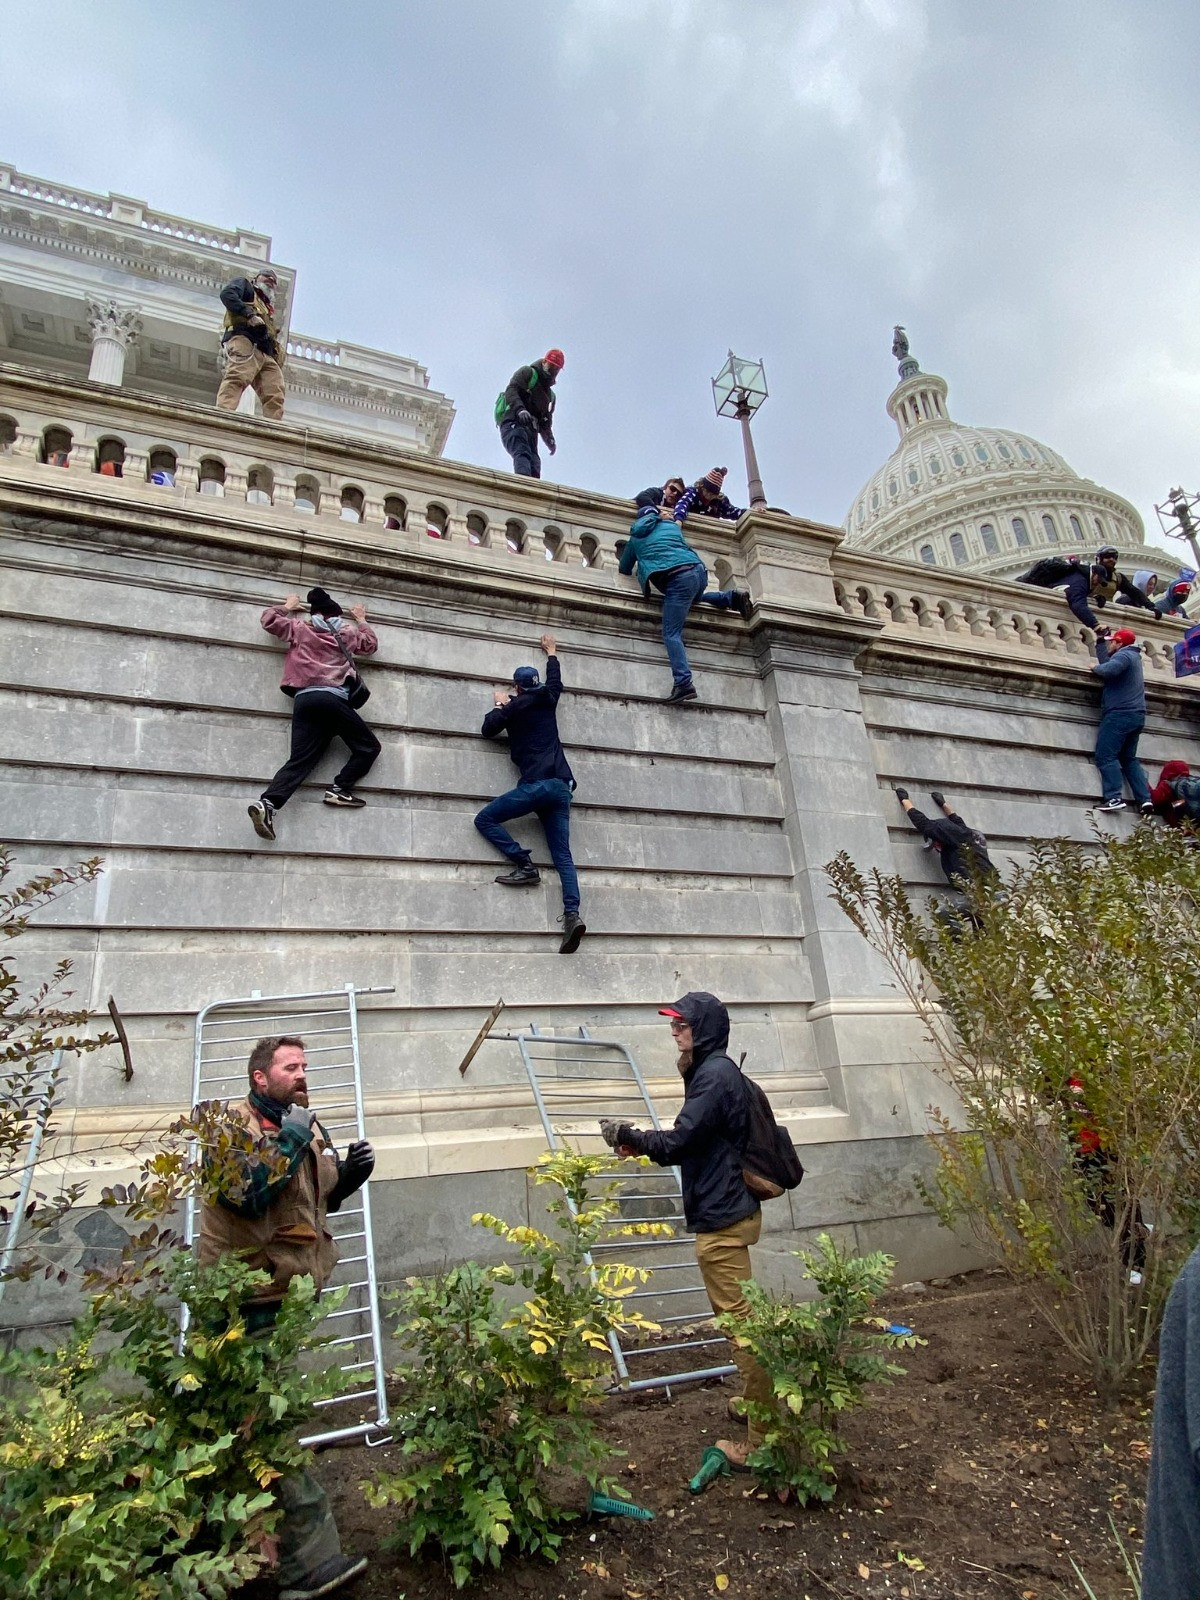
[215,269,286,420]
[601,991,772,1467]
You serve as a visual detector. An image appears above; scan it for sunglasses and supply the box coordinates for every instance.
[669,1020,690,1035]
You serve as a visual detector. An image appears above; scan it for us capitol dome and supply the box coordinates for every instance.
[842,329,1175,584]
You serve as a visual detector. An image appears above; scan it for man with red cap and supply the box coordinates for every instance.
[495,349,564,478]
[599,992,771,1468]
[215,269,287,420]
[1090,627,1153,814]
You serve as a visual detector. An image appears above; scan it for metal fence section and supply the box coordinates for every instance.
[500,1024,735,1395]
[188,984,393,1446]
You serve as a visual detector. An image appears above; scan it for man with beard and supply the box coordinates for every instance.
[599,992,771,1468]
[198,1035,374,1598]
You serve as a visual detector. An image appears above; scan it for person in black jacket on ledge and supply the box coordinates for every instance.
[894,788,1000,934]
[601,992,771,1468]
[475,632,585,954]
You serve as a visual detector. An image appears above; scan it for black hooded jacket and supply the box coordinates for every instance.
[480,655,575,788]
[623,992,758,1235]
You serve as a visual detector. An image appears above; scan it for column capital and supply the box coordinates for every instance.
[85,297,142,350]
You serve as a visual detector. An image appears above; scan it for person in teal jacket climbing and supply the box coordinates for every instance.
[618,504,752,703]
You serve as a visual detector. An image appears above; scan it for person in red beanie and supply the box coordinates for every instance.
[495,349,564,478]
[1150,759,1200,826]
[1090,627,1152,813]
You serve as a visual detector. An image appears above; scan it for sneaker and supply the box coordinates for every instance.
[1139,801,1156,816]
[495,863,541,887]
[280,1553,369,1599]
[558,911,587,954]
[248,799,276,840]
[730,589,753,621]
[1096,798,1126,812]
[1129,1270,1144,1287]
[665,682,698,704]
[324,788,366,808]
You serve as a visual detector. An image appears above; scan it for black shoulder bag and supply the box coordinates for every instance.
[327,623,371,709]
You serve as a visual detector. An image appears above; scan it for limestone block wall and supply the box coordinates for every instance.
[3,365,1199,1329]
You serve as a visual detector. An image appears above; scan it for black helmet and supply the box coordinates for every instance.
[1096,544,1119,561]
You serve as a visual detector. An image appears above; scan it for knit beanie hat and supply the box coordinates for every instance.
[701,467,727,493]
[543,348,565,370]
[1110,628,1137,647]
[513,666,541,690]
[306,586,342,617]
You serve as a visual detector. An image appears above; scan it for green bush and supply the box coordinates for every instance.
[366,1149,670,1587]
[717,1232,917,1503]
[827,826,1200,1399]
[0,1252,344,1599]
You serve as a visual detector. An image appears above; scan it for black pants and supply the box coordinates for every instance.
[263,691,381,808]
[500,418,541,477]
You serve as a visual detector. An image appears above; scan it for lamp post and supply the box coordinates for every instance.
[712,350,768,509]
[1154,487,1200,572]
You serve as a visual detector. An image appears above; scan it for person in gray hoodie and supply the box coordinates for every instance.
[1090,627,1152,813]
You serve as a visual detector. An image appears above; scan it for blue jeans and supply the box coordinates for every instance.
[499,419,541,478]
[474,778,580,913]
[1094,710,1150,805]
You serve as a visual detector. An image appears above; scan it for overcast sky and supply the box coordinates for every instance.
[4,1,1197,537]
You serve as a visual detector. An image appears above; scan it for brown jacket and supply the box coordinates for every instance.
[198,1096,340,1304]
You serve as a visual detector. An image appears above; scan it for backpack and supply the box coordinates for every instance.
[494,363,540,424]
[1016,556,1078,588]
[1175,623,1200,679]
[738,1058,804,1201]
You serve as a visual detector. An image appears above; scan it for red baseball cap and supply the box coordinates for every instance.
[543,347,565,369]
[1111,628,1137,647]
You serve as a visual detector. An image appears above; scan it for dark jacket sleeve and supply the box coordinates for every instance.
[220,277,256,319]
[1064,571,1101,629]
[481,698,514,740]
[905,808,960,849]
[1116,573,1157,612]
[544,655,563,705]
[503,365,534,413]
[214,1120,314,1220]
[634,487,664,509]
[627,1073,726,1167]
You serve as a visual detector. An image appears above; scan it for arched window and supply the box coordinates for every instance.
[580,534,600,568]
[95,437,125,477]
[949,530,968,565]
[198,456,226,496]
[505,518,526,554]
[1069,514,1084,541]
[1042,514,1059,544]
[41,426,72,466]
[980,523,998,555]
[383,494,407,531]
[425,503,449,539]
[543,526,564,562]
[1012,516,1030,546]
[1093,516,1105,538]
[246,465,274,505]
[147,447,177,487]
[339,486,364,523]
[466,512,488,546]
[294,476,320,514]
[0,416,16,453]
[919,543,936,565]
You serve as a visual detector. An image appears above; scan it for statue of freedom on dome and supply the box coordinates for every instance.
[891,325,910,362]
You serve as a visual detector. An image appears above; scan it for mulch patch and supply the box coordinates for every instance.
[243,1271,1151,1599]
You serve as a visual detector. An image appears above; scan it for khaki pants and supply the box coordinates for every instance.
[694,1210,774,1447]
[216,334,286,420]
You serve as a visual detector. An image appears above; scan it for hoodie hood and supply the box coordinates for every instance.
[659,991,730,1064]
[1132,569,1155,595]
[1152,759,1192,807]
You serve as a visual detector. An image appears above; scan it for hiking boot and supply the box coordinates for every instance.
[280,1553,369,1599]
[730,589,753,621]
[1097,797,1126,812]
[248,799,276,840]
[558,912,587,954]
[665,682,698,704]
[495,863,541,887]
[324,788,366,808]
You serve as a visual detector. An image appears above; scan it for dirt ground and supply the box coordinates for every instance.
[249,1272,1150,1600]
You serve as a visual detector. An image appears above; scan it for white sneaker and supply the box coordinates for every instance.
[1097,798,1126,812]
[1129,1270,1143,1286]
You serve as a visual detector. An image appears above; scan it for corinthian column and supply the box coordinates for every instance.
[85,299,142,386]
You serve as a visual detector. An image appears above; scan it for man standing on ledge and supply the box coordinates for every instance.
[199,1034,374,1598]
[601,993,770,1469]
[215,269,287,420]
[475,633,586,954]
[496,349,564,478]
[249,588,380,842]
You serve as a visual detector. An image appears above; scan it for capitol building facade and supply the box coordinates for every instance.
[843,330,1177,585]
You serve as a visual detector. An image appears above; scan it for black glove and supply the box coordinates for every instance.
[893,787,909,803]
[327,1140,375,1212]
[516,409,534,428]
[281,1104,316,1135]
[1095,625,1111,641]
[930,791,946,809]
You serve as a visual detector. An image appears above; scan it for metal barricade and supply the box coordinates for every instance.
[498,1024,735,1395]
[187,984,392,1446]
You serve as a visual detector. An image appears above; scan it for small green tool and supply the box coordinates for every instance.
[689,1445,733,1494]
[588,1491,655,1520]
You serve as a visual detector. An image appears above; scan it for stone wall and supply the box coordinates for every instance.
[3,365,1199,1329]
